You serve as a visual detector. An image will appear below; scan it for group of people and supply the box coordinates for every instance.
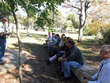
[45,32,84,81]
[45,32,110,83]
[0,16,110,83]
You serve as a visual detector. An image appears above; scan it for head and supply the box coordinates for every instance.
[1,17,7,24]
[61,34,65,38]
[52,33,55,37]
[62,36,66,41]
[100,45,110,60]
[55,34,60,39]
[67,38,75,48]
[48,32,50,36]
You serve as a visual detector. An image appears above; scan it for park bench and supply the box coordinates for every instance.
[70,62,97,83]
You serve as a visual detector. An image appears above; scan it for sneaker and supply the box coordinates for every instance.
[60,77,71,81]
[0,60,6,65]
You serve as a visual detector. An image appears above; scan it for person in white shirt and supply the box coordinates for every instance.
[45,32,52,44]
[83,45,110,83]
[0,17,10,65]
[44,32,52,48]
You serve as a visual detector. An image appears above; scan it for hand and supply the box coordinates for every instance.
[83,79,88,83]
[84,76,93,80]
[6,33,10,36]
[58,57,63,62]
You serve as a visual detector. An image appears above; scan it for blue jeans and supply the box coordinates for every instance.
[47,42,54,53]
[0,38,6,63]
[61,61,82,78]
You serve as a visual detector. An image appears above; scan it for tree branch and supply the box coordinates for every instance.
[62,2,81,11]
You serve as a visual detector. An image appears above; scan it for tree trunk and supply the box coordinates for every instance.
[78,27,83,42]
[27,14,29,36]
[10,6,22,83]
[11,25,14,37]
[78,0,83,42]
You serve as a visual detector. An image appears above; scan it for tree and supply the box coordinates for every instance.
[62,0,95,42]
[67,14,79,29]
[1,0,65,83]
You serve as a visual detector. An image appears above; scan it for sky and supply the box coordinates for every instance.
[15,4,75,17]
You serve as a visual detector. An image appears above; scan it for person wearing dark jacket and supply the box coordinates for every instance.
[58,38,84,81]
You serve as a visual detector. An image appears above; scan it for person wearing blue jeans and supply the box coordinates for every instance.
[58,38,84,81]
[47,36,57,53]
[0,17,10,65]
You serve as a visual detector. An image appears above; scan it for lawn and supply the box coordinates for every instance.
[6,30,103,70]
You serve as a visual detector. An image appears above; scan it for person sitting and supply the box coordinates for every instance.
[83,45,110,83]
[46,37,69,64]
[59,34,66,47]
[58,38,84,81]
[47,33,57,53]
[44,32,52,48]
[50,34,61,56]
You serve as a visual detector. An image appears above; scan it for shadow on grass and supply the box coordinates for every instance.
[12,42,46,56]
[20,32,47,41]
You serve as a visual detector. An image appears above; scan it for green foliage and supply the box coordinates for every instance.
[88,19,100,35]
[101,27,110,44]
[1,0,65,31]
[0,2,11,17]
[67,14,79,29]
[88,28,98,35]
[83,25,89,34]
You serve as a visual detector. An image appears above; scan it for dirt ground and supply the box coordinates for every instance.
[0,47,81,83]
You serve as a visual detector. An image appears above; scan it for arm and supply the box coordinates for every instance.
[0,32,10,36]
[58,55,66,61]
[66,46,77,61]
[85,63,110,83]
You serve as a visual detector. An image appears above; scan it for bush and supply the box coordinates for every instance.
[88,28,98,36]
[83,25,89,34]
[102,27,110,44]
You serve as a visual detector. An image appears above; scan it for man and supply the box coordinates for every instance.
[44,32,52,48]
[50,34,61,56]
[58,38,84,81]
[83,45,110,83]
[0,17,10,65]
[47,33,57,53]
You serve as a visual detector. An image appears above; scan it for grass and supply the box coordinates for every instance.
[6,31,103,70]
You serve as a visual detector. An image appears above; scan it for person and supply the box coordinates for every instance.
[83,45,110,83]
[50,34,61,56]
[44,32,52,48]
[59,34,65,47]
[46,37,69,64]
[47,33,57,53]
[58,38,84,81]
[0,17,10,65]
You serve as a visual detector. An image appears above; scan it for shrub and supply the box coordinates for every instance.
[102,27,110,44]
[88,28,98,36]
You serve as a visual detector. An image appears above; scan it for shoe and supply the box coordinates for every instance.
[59,72,64,76]
[0,60,6,65]
[46,58,49,61]
[60,77,71,81]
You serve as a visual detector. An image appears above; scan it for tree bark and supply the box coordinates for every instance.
[10,5,22,83]
[27,14,30,36]
[78,0,83,42]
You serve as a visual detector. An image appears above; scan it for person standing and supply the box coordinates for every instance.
[0,17,10,65]
[83,45,110,83]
